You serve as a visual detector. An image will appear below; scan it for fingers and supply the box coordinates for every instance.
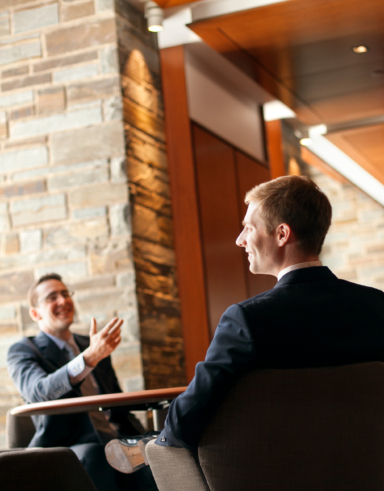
[101,317,123,336]
[90,317,97,337]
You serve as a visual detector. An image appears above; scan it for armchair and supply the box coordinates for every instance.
[146,362,384,491]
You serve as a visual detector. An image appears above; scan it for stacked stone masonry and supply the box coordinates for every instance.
[0,0,185,448]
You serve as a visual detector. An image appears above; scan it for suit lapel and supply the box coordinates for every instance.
[33,331,68,369]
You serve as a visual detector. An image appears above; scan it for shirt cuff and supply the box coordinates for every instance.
[67,354,94,385]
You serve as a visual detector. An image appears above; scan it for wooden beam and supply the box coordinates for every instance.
[160,46,210,382]
[265,120,286,179]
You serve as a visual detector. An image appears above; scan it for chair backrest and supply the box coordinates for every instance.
[0,447,97,491]
[198,362,384,491]
[6,410,36,449]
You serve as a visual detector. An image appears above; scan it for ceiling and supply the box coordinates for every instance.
[154,0,384,187]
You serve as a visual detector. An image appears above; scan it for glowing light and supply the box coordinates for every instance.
[300,138,312,146]
[352,45,368,53]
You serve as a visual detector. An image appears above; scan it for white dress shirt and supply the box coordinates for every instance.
[277,261,322,282]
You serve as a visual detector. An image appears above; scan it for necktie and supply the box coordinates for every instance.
[64,340,118,444]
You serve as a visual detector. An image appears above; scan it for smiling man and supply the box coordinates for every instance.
[109,174,384,467]
[7,273,157,491]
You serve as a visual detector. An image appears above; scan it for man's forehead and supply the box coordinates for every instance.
[35,279,67,297]
[243,201,262,224]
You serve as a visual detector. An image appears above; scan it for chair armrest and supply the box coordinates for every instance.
[145,440,209,491]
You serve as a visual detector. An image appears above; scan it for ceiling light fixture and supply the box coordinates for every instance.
[300,138,312,146]
[145,1,164,32]
[352,45,368,54]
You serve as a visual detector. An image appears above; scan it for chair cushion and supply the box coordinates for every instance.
[198,363,384,491]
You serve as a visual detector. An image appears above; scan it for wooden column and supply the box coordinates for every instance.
[160,46,210,382]
[265,120,286,179]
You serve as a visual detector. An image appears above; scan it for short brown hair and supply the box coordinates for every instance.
[28,273,64,307]
[245,176,332,255]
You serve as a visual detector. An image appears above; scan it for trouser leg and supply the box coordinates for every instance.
[71,442,118,491]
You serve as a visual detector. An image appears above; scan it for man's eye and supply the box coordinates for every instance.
[47,294,58,302]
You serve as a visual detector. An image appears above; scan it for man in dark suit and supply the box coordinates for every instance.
[7,273,157,491]
[107,174,384,466]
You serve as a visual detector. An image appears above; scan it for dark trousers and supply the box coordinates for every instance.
[71,443,158,491]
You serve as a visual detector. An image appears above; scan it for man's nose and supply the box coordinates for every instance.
[236,229,246,247]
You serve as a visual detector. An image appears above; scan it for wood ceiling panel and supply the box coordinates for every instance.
[326,125,384,185]
[189,0,384,127]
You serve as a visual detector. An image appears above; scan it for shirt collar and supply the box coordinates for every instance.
[277,261,322,282]
[43,330,74,350]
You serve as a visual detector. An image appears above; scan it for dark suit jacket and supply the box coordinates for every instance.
[7,332,142,447]
[157,267,384,449]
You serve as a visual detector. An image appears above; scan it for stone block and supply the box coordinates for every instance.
[20,229,42,252]
[36,261,87,280]
[127,127,167,170]
[127,159,170,197]
[0,180,45,199]
[100,46,118,74]
[0,324,19,338]
[37,87,65,114]
[158,216,174,248]
[134,238,175,267]
[0,12,9,37]
[0,40,41,66]
[0,246,85,271]
[73,206,107,220]
[0,90,33,109]
[11,194,67,227]
[45,18,116,57]
[9,105,34,120]
[14,3,59,34]
[117,18,159,73]
[62,0,94,21]
[111,156,127,183]
[96,0,115,11]
[69,275,115,291]
[123,98,165,143]
[77,290,129,313]
[116,270,135,288]
[1,233,19,254]
[0,306,16,321]
[110,203,131,236]
[0,270,34,303]
[132,205,159,241]
[69,182,127,208]
[69,217,109,240]
[53,63,99,83]
[133,186,171,216]
[0,111,6,139]
[89,243,131,275]
[118,308,140,342]
[0,214,9,232]
[44,226,79,248]
[33,51,98,73]
[103,96,122,122]
[122,77,158,114]
[48,166,108,190]
[2,65,28,78]
[2,73,51,92]
[51,121,125,163]
[0,146,48,173]
[11,106,102,138]
[136,270,175,296]
[12,159,104,181]
[67,76,120,105]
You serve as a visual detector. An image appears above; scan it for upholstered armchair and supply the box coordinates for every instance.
[146,363,384,491]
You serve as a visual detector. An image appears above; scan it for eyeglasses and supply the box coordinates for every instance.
[37,290,75,305]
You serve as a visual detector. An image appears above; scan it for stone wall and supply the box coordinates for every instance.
[115,0,186,390]
[0,0,152,449]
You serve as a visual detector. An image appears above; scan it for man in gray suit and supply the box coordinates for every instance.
[7,273,157,491]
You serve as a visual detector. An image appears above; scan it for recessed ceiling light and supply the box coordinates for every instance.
[300,138,312,146]
[352,45,368,54]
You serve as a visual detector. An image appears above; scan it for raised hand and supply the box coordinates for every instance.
[83,317,123,368]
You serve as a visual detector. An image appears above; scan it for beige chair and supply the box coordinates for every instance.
[3,411,97,491]
[146,362,384,491]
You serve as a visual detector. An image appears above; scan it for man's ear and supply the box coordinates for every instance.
[29,307,42,322]
[276,223,291,247]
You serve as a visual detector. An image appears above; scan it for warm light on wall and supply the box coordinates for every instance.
[352,45,368,53]
[145,1,164,32]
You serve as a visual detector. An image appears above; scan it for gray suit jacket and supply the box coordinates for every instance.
[7,331,143,447]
